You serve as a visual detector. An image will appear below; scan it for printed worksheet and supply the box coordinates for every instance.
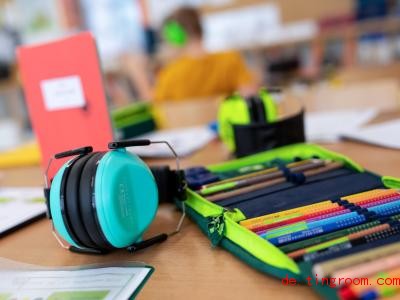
[0,187,46,236]
[0,266,152,300]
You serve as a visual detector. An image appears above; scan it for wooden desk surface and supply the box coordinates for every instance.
[1,139,400,299]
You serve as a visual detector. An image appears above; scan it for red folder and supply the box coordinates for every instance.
[18,32,113,178]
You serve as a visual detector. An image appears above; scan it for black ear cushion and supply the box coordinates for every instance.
[150,165,170,202]
[79,152,113,250]
[65,153,98,249]
[60,155,84,246]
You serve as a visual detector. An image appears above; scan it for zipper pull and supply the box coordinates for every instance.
[206,212,226,247]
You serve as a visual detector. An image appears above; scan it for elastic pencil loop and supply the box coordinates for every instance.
[333,199,360,214]
[362,210,379,221]
[354,206,367,213]
[340,201,356,209]
[270,159,286,168]
[331,197,343,204]
[288,172,306,184]
[271,159,305,184]
[339,200,376,218]
[385,218,399,227]
[271,159,290,179]
[339,199,382,222]
[356,206,369,214]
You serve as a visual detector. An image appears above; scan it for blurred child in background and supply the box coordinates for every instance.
[124,6,257,102]
[154,6,256,101]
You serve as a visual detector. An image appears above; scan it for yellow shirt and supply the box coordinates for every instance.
[154,51,253,102]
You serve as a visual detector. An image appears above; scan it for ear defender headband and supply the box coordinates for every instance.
[218,88,305,157]
[162,21,187,47]
[44,140,187,254]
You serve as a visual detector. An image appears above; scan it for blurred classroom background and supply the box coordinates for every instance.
[1,0,400,150]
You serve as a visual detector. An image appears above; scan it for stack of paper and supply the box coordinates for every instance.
[131,126,216,158]
[305,109,378,143]
[343,119,400,149]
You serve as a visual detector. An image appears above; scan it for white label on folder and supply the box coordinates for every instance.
[40,75,86,111]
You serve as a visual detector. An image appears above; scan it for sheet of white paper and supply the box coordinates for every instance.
[342,119,400,149]
[0,266,151,300]
[41,75,86,111]
[203,3,281,51]
[305,109,378,143]
[0,187,46,236]
[130,126,216,158]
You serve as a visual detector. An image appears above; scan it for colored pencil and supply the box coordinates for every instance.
[359,196,400,209]
[262,211,362,239]
[252,194,400,234]
[347,191,400,205]
[251,207,347,233]
[201,159,330,196]
[369,200,400,217]
[332,252,400,282]
[240,200,338,228]
[342,189,397,202]
[312,242,400,278]
[207,161,344,201]
[301,225,400,262]
[341,267,400,300]
[360,268,400,299]
[251,207,349,233]
[202,159,321,189]
[279,220,382,253]
[267,214,367,246]
[287,224,390,260]
[206,176,286,201]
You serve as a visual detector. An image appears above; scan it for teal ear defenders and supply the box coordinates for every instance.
[162,21,187,47]
[44,140,187,254]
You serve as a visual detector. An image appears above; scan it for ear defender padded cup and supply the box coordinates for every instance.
[65,152,98,249]
[162,21,187,47]
[79,152,113,251]
[94,149,158,248]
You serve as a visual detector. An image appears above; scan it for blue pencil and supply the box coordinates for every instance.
[369,200,400,216]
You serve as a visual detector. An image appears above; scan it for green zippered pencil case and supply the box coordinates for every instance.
[178,143,400,300]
